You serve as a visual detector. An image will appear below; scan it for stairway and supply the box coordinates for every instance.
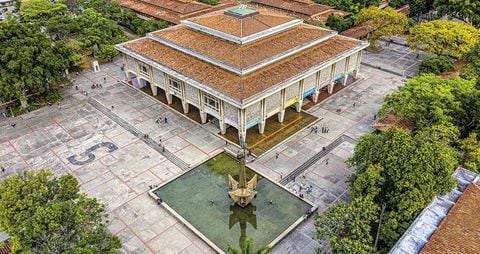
[88,97,190,170]
[279,134,357,185]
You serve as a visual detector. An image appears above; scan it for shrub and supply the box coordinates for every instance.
[419,56,454,75]
[325,14,355,32]
[96,44,118,62]
[388,0,405,8]
[197,0,219,5]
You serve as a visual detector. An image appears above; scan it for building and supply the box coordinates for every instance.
[119,0,237,24]
[390,168,480,254]
[251,0,350,24]
[116,6,368,145]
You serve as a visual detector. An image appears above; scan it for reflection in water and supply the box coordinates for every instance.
[229,204,257,252]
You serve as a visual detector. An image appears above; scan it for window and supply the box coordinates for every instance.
[169,77,182,96]
[139,64,150,76]
[204,93,219,112]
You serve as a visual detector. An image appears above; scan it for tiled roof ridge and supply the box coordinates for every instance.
[389,168,480,254]
[150,23,336,75]
[420,183,480,253]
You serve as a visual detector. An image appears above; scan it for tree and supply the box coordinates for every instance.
[326,14,354,32]
[0,19,70,108]
[434,0,480,28]
[419,56,454,75]
[408,0,427,20]
[459,133,480,173]
[0,170,121,253]
[461,41,480,82]
[315,197,379,254]
[75,8,126,57]
[379,75,477,132]
[227,237,271,254]
[347,128,457,249]
[407,20,479,58]
[357,7,407,48]
[20,0,68,22]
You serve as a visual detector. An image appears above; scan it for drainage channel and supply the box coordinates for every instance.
[279,134,357,185]
[88,97,190,170]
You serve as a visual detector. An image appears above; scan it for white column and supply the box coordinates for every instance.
[312,71,320,103]
[150,85,158,96]
[342,56,350,86]
[198,91,207,124]
[329,63,336,94]
[181,82,189,114]
[278,89,286,123]
[328,81,334,94]
[258,99,266,134]
[238,109,247,147]
[163,73,172,104]
[219,100,226,135]
[295,80,304,112]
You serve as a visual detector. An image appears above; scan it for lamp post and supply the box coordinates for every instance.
[373,179,386,251]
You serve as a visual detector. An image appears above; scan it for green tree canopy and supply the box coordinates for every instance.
[407,20,479,58]
[379,75,479,133]
[20,0,68,22]
[0,18,70,106]
[357,7,407,47]
[315,197,379,254]
[75,8,126,57]
[434,0,480,28]
[347,128,457,249]
[0,170,121,253]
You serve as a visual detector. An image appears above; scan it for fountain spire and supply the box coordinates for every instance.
[228,148,257,207]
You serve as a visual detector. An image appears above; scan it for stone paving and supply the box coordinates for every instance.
[0,43,408,253]
[362,36,430,78]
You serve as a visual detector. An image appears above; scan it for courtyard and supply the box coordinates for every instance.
[0,40,412,253]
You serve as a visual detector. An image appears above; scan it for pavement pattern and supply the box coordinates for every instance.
[0,41,418,253]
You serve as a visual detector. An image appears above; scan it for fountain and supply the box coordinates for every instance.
[152,153,313,252]
[228,149,258,207]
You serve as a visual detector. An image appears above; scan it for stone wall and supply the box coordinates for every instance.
[185,84,199,106]
[265,91,281,116]
[224,102,238,127]
[152,68,166,89]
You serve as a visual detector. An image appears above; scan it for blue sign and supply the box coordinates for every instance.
[303,88,316,98]
[246,119,259,129]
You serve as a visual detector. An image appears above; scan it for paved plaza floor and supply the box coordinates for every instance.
[361,36,430,78]
[0,43,407,253]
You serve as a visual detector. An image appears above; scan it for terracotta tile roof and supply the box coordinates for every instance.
[152,24,331,69]
[0,242,10,254]
[121,35,361,101]
[186,9,296,37]
[340,24,370,39]
[421,183,480,254]
[137,0,209,14]
[372,113,415,132]
[120,0,236,24]
[252,0,331,16]
[340,5,409,39]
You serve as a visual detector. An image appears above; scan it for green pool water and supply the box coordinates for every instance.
[154,153,312,252]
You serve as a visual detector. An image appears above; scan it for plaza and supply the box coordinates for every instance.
[0,35,413,252]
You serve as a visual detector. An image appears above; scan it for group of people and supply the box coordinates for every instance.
[74,77,107,96]
[310,125,330,134]
[155,116,168,124]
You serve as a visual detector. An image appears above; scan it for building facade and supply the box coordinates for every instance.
[116,6,368,145]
